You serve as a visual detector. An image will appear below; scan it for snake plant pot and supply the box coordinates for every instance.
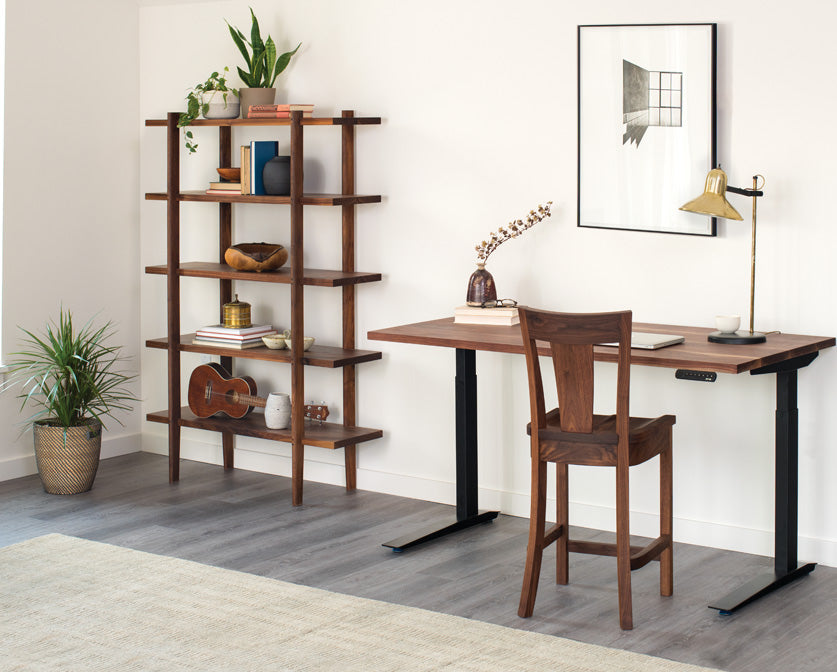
[201,90,240,119]
[239,87,276,117]
[33,419,102,495]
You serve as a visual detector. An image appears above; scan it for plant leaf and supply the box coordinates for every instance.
[263,37,277,87]
[249,7,264,56]
[271,43,301,85]
[227,22,252,70]
[237,66,255,88]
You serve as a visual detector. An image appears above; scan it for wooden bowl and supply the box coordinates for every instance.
[224,243,288,272]
[217,167,241,182]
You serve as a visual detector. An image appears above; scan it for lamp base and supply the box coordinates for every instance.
[708,330,767,345]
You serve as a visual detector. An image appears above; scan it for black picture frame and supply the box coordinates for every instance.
[577,23,717,236]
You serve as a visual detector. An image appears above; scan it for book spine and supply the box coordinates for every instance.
[197,324,274,335]
[192,338,264,349]
[241,145,251,195]
[250,141,279,196]
[194,334,274,342]
[249,104,291,112]
[247,111,291,118]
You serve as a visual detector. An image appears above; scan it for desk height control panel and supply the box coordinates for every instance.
[675,369,718,382]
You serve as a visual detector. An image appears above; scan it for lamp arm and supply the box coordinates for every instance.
[726,185,763,197]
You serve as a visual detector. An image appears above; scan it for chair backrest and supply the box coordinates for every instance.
[518,308,632,438]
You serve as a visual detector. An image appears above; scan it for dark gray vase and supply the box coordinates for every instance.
[263,156,291,196]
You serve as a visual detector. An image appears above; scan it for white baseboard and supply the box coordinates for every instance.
[0,432,141,482]
[143,436,837,568]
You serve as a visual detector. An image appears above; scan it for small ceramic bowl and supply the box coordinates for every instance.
[285,336,315,351]
[262,334,287,349]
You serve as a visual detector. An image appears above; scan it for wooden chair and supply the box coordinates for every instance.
[517,307,675,630]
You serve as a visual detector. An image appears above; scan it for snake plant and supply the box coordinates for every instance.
[227,8,300,88]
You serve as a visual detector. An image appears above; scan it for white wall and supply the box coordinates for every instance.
[135,0,837,565]
[0,0,142,477]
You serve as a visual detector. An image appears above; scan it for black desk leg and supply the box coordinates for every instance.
[709,354,818,613]
[383,348,499,551]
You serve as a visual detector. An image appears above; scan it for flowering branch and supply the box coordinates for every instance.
[475,201,552,263]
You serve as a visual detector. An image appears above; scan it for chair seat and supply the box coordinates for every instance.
[527,408,675,466]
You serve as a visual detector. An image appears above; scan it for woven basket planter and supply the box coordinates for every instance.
[33,419,102,495]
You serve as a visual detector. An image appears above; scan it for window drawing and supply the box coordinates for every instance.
[623,60,682,147]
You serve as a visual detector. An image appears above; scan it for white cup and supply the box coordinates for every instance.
[715,315,740,334]
[264,392,291,429]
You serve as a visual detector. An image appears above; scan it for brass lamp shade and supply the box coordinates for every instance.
[679,168,743,221]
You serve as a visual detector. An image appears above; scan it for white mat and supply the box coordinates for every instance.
[0,534,723,671]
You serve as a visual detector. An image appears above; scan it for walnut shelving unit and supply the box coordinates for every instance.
[145,110,382,505]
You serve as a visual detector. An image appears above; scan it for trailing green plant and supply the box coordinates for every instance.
[177,67,239,153]
[2,309,138,430]
[226,7,300,88]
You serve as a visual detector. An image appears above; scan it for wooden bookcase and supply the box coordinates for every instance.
[145,110,382,505]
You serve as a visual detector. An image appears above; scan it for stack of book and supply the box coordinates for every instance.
[205,181,242,196]
[247,104,314,118]
[192,324,278,349]
[453,304,519,326]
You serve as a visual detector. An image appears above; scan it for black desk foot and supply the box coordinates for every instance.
[382,511,499,552]
[709,562,816,614]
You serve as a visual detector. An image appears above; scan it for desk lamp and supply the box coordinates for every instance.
[680,168,766,344]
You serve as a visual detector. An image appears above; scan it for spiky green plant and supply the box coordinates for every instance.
[226,8,300,88]
[2,310,138,429]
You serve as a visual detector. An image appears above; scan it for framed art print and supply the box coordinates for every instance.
[578,23,717,235]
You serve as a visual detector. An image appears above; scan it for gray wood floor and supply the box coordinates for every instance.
[1,452,833,672]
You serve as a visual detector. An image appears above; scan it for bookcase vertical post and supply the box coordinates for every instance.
[342,110,358,491]
[166,113,182,482]
[290,111,306,505]
[219,126,235,469]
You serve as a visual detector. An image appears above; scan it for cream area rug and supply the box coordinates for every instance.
[0,534,722,671]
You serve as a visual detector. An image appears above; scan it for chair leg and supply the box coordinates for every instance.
[519,458,547,618]
[660,439,674,597]
[556,462,569,585]
[615,458,633,630]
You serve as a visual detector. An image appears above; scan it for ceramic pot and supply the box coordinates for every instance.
[33,419,102,494]
[263,156,291,196]
[466,263,497,306]
[239,87,276,118]
[264,393,291,429]
[201,90,240,119]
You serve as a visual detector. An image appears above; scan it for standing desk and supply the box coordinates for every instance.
[367,318,835,613]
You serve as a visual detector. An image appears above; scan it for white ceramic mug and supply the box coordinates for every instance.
[715,315,740,334]
[264,392,291,429]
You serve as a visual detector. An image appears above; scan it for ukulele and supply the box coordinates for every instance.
[187,363,330,423]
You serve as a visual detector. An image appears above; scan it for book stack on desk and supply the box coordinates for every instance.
[192,324,277,349]
[454,305,519,326]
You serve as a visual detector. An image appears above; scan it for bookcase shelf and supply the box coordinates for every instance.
[146,110,382,505]
[146,335,382,368]
[145,191,381,206]
[147,408,383,449]
[145,116,381,127]
[145,262,381,287]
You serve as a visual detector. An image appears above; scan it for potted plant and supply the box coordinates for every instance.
[2,310,138,494]
[226,7,300,117]
[177,67,240,153]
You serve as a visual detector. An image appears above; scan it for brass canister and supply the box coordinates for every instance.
[223,294,252,328]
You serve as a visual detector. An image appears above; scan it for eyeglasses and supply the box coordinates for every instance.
[480,299,518,308]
